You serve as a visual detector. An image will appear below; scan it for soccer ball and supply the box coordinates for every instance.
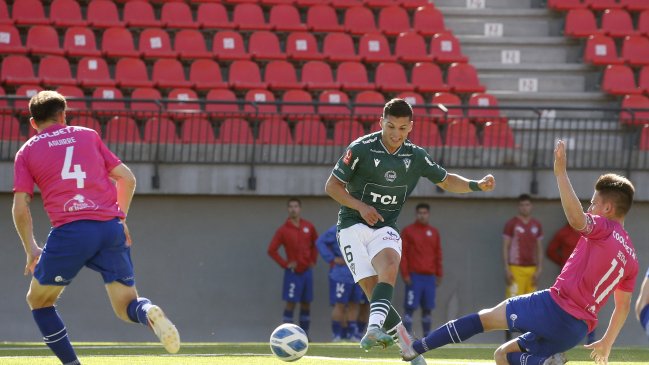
[269,323,309,362]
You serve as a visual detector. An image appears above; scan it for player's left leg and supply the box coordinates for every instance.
[298,269,313,335]
[641,304,649,339]
[421,274,437,336]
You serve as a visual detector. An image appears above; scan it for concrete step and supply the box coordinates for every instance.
[492,90,616,113]
[474,63,599,93]
[439,8,564,37]
[457,36,582,64]
[434,0,533,9]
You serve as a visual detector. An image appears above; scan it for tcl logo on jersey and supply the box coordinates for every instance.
[369,192,398,205]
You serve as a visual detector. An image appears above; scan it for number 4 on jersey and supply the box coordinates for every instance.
[61,146,86,188]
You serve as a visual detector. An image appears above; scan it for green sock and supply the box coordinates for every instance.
[368,282,394,329]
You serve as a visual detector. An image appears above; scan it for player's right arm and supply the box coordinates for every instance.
[268,230,291,269]
[585,289,632,364]
[554,140,587,231]
[12,192,42,276]
[109,163,136,245]
[635,275,649,321]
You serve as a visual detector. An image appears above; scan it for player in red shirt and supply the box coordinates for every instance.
[400,203,443,336]
[402,140,638,365]
[546,223,581,268]
[267,197,318,335]
[12,91,180,365]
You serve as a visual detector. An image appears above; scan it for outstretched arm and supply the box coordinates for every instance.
[635,276,649,321]
[325,174,384,226]
[584,290,632,364]
[436,173,495,193]
[12,192,42,276]
[554,140,587,231]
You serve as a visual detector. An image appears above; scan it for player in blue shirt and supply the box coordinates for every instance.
[317,224,365,341]
[636,266,649,340]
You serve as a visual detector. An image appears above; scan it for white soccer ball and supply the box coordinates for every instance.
[269,323,309,362]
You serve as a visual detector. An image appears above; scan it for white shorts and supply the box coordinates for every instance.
[338,223,402,283]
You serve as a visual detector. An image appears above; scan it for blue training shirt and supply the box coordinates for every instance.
[316,225,355,284]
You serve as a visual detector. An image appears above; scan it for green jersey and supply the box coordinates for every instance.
[332,131,447,230]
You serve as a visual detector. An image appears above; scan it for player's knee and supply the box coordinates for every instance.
[26,290,53,309]
[493,346,509,365]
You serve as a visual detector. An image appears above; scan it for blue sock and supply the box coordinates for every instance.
[332,321,343,338]
[282,309,293,323]
[126,297,152,327]
[422,312,432,335]
[32,306,80,365]
[299,310,310,334]
[358,320,367,333]
[640,305,649,332]
[507,352,547,365]
[413,313,484,354]
[403,310,414,333]
[348,321,359,338]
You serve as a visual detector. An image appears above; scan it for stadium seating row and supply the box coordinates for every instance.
[1,56,485,94]
[0,25,466,64]
[565,8,649,38]
[582,34,649,65]
[0,1,442,35]
[549,0,649,12]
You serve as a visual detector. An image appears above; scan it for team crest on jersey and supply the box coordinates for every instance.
[343,149,352,165]
[374,158,381,167]
[426,230,432,236]
[303,227,310,233]
[403,158,411,171]
[384,170,397,182]
[63,194,98,212]
[531,225,538,235]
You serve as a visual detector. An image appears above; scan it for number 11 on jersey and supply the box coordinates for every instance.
[61,146,87,188]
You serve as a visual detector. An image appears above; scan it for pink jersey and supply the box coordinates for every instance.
[13,124,125,227]
[550,214,639,332]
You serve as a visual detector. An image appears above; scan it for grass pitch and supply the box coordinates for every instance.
[0,342,647,365]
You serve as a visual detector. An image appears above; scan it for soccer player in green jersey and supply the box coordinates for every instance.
[325,99,495,364]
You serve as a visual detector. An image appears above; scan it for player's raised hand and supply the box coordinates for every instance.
[584,340,610,365]
[24,245,42,276]
[358,203,384,226]
[554,139,567,175]
[478,174,495,192]
[121,219,132,247]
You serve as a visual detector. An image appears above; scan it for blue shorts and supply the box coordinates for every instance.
[405,273,436,311]
[282,268,313,303]
[640,305,649,339]
[329,277,365,305]
[506,290,588,356]
[34,219,134,287]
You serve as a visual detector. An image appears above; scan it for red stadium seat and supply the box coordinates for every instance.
[270,5,307,31]
[294,119,330,145]
[102,28,140,58]
[219,118,254,144]
[298,0,332,6]
[375,63,415,92]
[467,92,505,124]
[12,0,50,26]
[153,59,193,89]
[261,0,296,4]
[0,86,7,113]
[367,0,397,8]
[144,117,180,143]
[174,30,212,60]
[447,63,486,94]
[182,118,216,144]
[333,119,365,145]
[139,28,177,59]
[621,35,649,66]
[0,0,11,25]
[281,89,316,118]
[64,27,101,58]
[395,32,431,63]
[197,3,235,29]
[77,57,116,88]
[482,122,516,148]
[583,34,622,65]
[430,92,464,123]
[445,120,478,147]
[228,60,268,90]
[302,61,340,90]
[638,66,649,93]
[206,89,241,115]
[286,32,323,61]
[131,88,162,113]
[332,0,363,7]
[105,116,141,143]
[50,0,86,27]
[430,32,468,64]
[13,85,43,110]
[189,59,228,90]
[244,89,277,114]
[319,90,351,119]
[621,0,649,11]
[640,124,649,150]
[547,0,584,11]
[400,0,428,9]
[26,26,65,56]
[212,31,250,61]
[56,86,87,110]
[396,91,426,115]
[337,62,374,91]
[248,31,286,60]
[265,61,303,90]
[123,1,161,28]
[409,121,442,147]
[601,65,641,95]
[167,88,201,114]
[378,6,411,36]
[619,94,649,125]
[564,9,598,38]
[69,116,101,134]
[584,0,622,10]
[1,55,39,86]
[307,5,343,32]
[257,117,293,144]
[0,115,23,140]
[115,58,154,89]
[411,62,449,93]
[344,6,377,35]
[91,87,126,113]
[413,5,445,36]
[601,9,637,38]
[87,0,124,28]
[323,33,361,62]
[0,25,27,54]
[639,11,649,36]
[161,2,199,29]
[233,4,271,31]
[39,56,77,87]
[224,0,260,3]
[353,90,385,122]
[359,33,396,63]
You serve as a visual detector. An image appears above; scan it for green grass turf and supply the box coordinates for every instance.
[0,342,647,365]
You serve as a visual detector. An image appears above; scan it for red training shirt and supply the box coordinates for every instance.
[267,218,318,274]
[400,221,443,281]
[546,223,581,267]
[503,216,543,266]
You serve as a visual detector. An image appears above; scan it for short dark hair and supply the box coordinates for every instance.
[29,90,67,125]
[518,194,532,202]
[595,174,634,217]
[383,98,413,120]
[287,197,301,206]
[415,203,430,211]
